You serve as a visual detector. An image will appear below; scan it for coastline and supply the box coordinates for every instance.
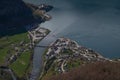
[0,3,53,80]
[29,26,51,80]
[28,4,54,80]
[30,29,57,80]
[1,1,120,79]
[9,5,52,78]
[39,37,111,80]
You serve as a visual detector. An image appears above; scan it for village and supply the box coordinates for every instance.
[5,4,52,65]
[42,37,110,74]
[5,25,50,65]
[28,25,50,46]
[0,3,53,80]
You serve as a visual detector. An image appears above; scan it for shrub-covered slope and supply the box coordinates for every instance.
[46,61,120,80]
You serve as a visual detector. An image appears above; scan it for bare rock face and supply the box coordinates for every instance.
[0,0,36,36]
[0,0,53,37]
[0,0,35,25]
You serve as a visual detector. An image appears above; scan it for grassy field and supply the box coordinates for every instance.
[0,28,51,79]
[41,49,84,80]
[9,51,32,78]
[41,58,83,80]
[41,60,59,80]
[0,32,32,78]
[0,32,29,65]
[66,58,83,70]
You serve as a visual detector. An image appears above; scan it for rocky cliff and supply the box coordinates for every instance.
[0,0,34,23]
[0,0,38,37]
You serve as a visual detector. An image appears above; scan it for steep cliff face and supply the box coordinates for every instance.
[0,0,37,36]
[0,0,34,25]
[0,0,53,37]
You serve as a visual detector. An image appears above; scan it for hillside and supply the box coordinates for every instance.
[40,38,103,79]
[46,61,120,80]
[0,0,40,37]
[0,0,35,24]
[0,0,53,79]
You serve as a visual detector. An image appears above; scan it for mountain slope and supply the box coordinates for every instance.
[0,0,38,37]
[46,61,120,80]
[0,0,34,24]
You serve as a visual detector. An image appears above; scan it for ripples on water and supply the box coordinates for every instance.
[24,0,120,58]
[23,0,120,79]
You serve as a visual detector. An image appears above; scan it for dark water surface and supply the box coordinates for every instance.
[23,0,120,79]
[24,0,120,58]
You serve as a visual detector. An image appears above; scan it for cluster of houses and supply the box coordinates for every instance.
[44,38,109,73]
[4,4,53,66]
[28,25,50,46]
[6,25,50,65]
[35,4,52,21]
[6,41,30,65]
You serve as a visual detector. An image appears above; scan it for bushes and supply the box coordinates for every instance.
[47,61,120,80]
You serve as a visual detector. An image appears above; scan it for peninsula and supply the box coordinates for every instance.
[40,38,111,80]
[0,0,120,80]
[0,0,53,79]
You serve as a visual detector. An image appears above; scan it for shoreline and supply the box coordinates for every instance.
[0,3,53,79]
[40,37,112,79]
[29,4,54,80]
[29,25,51,78]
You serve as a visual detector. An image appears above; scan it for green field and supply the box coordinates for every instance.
[0,32,32,78]
[9,51,32,78]
[0,32,29,64]
[41,48,84,80]
[66,58,83,70]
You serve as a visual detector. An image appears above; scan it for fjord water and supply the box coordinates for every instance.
[23,0,120,79]
[24,0,120,58]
